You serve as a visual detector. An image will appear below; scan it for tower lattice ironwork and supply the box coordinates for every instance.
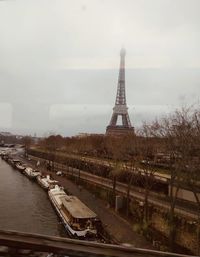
[106,48,134,135]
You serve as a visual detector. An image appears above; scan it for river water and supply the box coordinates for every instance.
[0,156,66,237]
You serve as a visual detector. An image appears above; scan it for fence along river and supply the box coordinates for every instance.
[0,154,66,237]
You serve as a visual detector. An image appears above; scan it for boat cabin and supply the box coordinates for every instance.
[60,195,98,231]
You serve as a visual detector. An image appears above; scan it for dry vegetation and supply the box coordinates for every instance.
[28,105,200,253]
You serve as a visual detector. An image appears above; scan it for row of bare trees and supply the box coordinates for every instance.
[146,106,200,252]
[122,106,199,253]
[79,106,200,252]
[31,105,200,253]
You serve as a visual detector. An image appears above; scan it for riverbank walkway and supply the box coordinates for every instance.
[45,169,153,249]
[20,156,153,249]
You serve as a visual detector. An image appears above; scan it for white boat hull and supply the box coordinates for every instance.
[24,168,40,179]
[37,176,49,190]
[16,165,25,172]
[48,190,97,238]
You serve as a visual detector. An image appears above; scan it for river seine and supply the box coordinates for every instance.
[0,156,66,237]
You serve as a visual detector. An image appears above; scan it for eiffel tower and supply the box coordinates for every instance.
[106,48,134,135]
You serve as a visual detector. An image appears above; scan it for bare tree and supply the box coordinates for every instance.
[149,105,200,252]
[43,134,63,171]
[120,133,138,217]
[137,124,157,226]
[149,115,183,251]
[105,136,126,207]
[178,107,200,255]
[22,136,33,157]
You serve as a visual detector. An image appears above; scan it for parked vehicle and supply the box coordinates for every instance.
[56,171,63,176]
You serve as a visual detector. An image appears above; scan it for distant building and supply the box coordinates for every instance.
[0,132,13,137]
[76,133,104,138]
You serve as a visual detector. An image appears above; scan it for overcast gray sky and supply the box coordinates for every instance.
[0,0,200,136]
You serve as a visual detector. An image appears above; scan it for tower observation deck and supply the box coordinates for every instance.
[106,48,134,136]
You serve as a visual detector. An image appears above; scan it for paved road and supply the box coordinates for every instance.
[68,168,199,219]
[30,148,170,181]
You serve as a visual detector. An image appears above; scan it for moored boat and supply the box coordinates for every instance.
[37,175,58,190]
[7,157,13,164]
[11,159,21,168]
[48,185,99,239]
[15,162,26,172]
[2,154,9,161]
[0,151,7,158]
[24,167,41,179]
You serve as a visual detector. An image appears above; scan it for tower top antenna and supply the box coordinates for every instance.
[120,48,126,57]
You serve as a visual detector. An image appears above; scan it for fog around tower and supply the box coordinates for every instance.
[0,0,200,136]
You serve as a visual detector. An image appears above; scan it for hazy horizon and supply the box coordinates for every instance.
[0,0,200,136]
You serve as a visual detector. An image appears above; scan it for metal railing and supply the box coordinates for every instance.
[0,230,197,257]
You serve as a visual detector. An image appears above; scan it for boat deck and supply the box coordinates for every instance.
[61,195,97,219]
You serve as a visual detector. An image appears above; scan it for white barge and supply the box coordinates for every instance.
[48,185,99,239]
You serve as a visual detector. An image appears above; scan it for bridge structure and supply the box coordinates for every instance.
[0,230,197,257]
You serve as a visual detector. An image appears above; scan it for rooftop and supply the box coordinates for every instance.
[61,195,97,219]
